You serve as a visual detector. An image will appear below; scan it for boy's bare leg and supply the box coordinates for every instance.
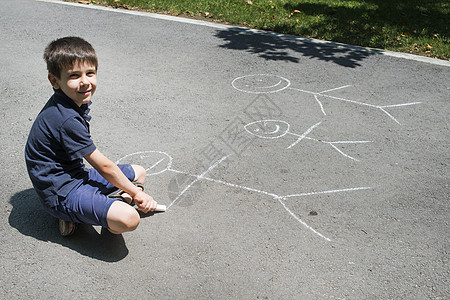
[106,164,147,233]
[120,164,147,204]
[106,201,140,234]
[132,164,147,184]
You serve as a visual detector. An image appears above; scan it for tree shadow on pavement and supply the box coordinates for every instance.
[215,28,381,68]
[9,189,128,262]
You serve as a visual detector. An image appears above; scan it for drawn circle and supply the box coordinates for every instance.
[116,151,173,176]
[244,120,290,139]
[232,74,291,94]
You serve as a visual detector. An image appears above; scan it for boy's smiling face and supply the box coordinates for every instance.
[49,61,97,107]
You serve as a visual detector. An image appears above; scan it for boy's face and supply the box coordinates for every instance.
[48,61,97,107]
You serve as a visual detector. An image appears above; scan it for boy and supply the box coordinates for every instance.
[25,36,157,236]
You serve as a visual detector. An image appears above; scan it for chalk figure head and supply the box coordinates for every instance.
[117,151,173,176]
[244,120,290,139]
[232,74,290,94]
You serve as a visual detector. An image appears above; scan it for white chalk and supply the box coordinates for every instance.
[155,204,166,212]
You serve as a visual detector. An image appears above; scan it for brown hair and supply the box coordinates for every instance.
[43,36,98,78]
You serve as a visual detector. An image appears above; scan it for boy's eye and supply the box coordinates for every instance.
[69,74,79,78]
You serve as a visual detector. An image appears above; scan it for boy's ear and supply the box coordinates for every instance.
[48,73,60,89]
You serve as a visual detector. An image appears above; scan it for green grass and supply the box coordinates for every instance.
[76,0,449,60]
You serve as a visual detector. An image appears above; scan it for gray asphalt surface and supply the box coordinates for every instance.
[1,0,449,298]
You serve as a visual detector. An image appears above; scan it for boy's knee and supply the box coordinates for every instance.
[107,202,140,233]
[121,209,140,231]
[132,164,146,183]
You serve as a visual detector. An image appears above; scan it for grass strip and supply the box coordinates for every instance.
[73,0,449,60]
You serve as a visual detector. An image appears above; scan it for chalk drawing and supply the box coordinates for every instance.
[233,74,421,125]
[244,120,372,161]
[117,151,173,176]
[113,75,414,241]
[117,151,372,241]
[232,74,291,94]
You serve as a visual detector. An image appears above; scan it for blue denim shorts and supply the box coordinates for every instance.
[46,164,135,228]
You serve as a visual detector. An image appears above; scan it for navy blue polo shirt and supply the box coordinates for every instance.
[25,90,97,208]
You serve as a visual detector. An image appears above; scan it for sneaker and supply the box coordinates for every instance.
[59,219,78,237]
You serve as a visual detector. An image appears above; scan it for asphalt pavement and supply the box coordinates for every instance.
[1,0,449,298]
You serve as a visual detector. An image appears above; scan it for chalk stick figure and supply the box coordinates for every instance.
[244,119,372,161]
[232,74,421,125]
[117,150,372,241]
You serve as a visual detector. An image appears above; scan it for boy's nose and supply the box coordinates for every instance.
[80,75,89,86]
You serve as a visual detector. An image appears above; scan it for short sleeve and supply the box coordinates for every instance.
[60,117,96,160]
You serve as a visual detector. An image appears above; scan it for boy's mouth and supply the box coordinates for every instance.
[78,90,91,96]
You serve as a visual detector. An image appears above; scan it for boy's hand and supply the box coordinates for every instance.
[84,149,158,213]
[133,190,157,213]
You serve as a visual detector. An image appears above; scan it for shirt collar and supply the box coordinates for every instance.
[54,89,92,122]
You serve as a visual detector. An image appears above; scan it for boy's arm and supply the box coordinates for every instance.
[84,149,157,213]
